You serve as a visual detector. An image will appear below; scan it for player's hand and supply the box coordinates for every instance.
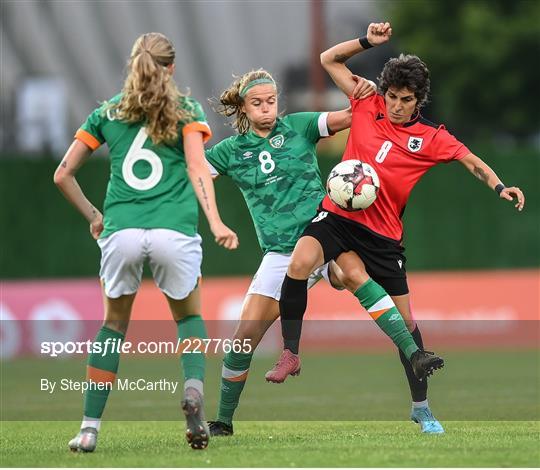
[366,22,392,46]
[89,212,104,240]
[210,221,239,250]
[351,75,377,100]
[500,186,525,211]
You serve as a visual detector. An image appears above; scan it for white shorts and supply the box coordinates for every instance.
[97,228,202,300]
[247,252,331,301]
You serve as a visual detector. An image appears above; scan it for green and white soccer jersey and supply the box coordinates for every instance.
[75,94,212,238]
[206,112,330,253]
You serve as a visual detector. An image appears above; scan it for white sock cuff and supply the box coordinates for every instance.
[412,399,429,409]
[184,378,204,396]
[81,416,101,431]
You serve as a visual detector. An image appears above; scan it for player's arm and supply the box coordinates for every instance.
[459,153,525,211]
[326,108,352,133]
[54,140,104,239]
[327,77,378,133]
[184,131,239,249]
[320,22,392,97]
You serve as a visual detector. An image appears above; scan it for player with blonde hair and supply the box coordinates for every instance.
[54,32,237,451]
[204,69,376,435]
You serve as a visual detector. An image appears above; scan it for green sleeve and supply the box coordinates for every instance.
[183,97,207,123]
[78,104,107,147]
[205,138,234,176]
[180,97,212,143]
[283,112,324,143]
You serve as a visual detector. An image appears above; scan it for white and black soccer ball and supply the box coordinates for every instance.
[326,160,380,211]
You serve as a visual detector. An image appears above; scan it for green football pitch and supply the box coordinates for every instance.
[1,350,539,467]
[2,420,539,467]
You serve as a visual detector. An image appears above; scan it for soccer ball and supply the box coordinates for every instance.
[326,160,380,211]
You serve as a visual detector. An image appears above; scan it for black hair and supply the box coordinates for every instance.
[378,54,431,108]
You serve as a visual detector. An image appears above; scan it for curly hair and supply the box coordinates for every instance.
[214,69,276,134]
[378,54,431,109]
[112,32,191,145]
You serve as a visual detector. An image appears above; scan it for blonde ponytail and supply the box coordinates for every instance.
[113,32,191,145]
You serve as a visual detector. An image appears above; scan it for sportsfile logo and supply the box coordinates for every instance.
[40,338,252,357]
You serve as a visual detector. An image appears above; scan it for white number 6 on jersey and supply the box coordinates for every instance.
[122,128,163,191]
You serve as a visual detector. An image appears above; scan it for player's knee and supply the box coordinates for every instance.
[288,257,316,279]
[340,268,369,292]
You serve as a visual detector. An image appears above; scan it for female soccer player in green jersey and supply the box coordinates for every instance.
[54,32,238,451]
[204,69,377,436]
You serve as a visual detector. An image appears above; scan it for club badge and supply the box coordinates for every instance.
[407,136,423,152]
[269,134,284,149]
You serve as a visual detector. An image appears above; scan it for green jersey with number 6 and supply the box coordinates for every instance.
[75,94,212,238]
[206,112,330,254]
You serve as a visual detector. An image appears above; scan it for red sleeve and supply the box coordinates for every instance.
[430,126,471,163]
[349,94,381,113]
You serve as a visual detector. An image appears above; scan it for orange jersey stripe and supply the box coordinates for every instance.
[369,308,389,321]
[75,129,101,150]
[182,122,212,143]
[86,365,116,384]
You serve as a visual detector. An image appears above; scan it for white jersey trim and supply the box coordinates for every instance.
[318,112,330,137]
[205,159,219,177]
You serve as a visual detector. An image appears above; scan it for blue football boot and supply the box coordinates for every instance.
[411,406,445,434]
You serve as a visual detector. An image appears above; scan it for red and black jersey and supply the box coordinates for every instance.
[322,94,471,241]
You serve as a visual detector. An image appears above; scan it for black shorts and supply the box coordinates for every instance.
[302,210,409,296]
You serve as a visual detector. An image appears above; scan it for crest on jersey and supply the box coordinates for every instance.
[407,136,423,152]
[106,108,118,121]
[270,134,284,149]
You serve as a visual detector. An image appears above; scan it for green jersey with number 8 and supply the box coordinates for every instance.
[206,112,329,254]
[75,94,212,238]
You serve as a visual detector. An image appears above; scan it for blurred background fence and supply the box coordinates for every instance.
[0,143,538,278]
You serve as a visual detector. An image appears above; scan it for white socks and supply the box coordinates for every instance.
[184,378,204,396]
[412,399,429,409]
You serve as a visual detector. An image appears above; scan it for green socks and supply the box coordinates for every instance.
[84,326,124,419]
[177,315,207,383]
[354,279,418,359]
[83,315,208,422]
[217,351,253,425]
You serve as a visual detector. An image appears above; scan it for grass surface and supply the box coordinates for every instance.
[2,350,539,466]
[3,350,539,421]
[1,420,539,467]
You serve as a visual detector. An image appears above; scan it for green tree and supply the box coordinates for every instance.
[386,0,540,140]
